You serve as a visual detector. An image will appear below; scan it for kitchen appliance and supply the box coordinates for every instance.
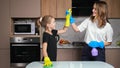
[72,42,87,46]
[72,0,99,16]
[14,23,35,34]
[10,37,40,67]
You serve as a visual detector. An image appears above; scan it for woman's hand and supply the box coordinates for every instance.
[88,41,104,48]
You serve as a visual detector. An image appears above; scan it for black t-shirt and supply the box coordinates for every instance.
[43,30,58,61]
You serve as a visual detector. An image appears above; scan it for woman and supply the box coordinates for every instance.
[71,1,113,62]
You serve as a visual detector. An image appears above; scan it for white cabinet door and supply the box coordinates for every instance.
[10,0,40,17]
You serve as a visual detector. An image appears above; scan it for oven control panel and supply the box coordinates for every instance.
[10,37,40,43]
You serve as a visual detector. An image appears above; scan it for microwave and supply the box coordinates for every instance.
[14,23,35,34]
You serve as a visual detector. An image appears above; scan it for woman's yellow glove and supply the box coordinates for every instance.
[65,9,72,27]
[44,57,53,67]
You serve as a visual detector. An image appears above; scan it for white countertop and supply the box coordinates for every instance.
[26,61,114,68]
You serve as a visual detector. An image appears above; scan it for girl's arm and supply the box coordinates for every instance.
[42,42,48,57]
[42,42,52,65]
[58,23,80,34]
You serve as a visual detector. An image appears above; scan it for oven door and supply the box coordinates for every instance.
[10,43,40,63]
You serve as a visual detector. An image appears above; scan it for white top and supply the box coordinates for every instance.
[77,18,113,44]
[26,61,114,68]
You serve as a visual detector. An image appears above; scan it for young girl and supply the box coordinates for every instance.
[39,15,68,66]
[70,1,113,62]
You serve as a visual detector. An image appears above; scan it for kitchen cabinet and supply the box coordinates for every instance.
[0,0,10,68]
[106,48,120,68]
[57,48,81,61]
[57,48,120,68]
[10,0,40,17]
[41,0,57,17]
[0,49,10,68]
[10,0,71,18]
[102,0,120,18]
[57,0,71,18]
[0,0,10,49]
[72,48,82,61]
[57,49,73,61]
[41,0,71,18]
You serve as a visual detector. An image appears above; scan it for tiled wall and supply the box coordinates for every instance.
[109,19,120,48]
[55,17,120,48]
[56,17,87,42]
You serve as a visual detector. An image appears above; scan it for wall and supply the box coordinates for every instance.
[55,17,120,68]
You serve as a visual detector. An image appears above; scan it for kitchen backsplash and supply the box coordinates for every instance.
[55,17,120,48]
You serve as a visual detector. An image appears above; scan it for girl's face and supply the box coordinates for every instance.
[92,4,98,17]
[47,18,56,30]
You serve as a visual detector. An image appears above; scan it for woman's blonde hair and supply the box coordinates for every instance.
[90,1,109,28]
[39,15,54,28]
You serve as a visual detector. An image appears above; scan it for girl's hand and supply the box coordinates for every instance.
[65,9,72,27]
[44,57,53,67]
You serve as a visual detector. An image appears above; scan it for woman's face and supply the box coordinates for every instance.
[48,18,56,29]
[92,4,98,17]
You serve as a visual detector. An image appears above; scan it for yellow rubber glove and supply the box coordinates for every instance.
[44,57,53,67]
[65,9,72,27]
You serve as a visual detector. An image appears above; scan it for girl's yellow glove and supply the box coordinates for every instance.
[65,9,72,27]
[44,57,53,67]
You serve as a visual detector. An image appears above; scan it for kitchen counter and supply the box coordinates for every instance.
[57,44,83,48]
[57,44,120,49]
[40,41,120,48]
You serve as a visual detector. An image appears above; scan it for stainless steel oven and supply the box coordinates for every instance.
[10,37,40,67]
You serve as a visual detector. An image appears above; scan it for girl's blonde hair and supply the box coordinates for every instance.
[90,1,109,28]
[39,15,54,28]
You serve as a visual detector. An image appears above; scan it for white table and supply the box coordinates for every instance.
[26,61,114,68]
